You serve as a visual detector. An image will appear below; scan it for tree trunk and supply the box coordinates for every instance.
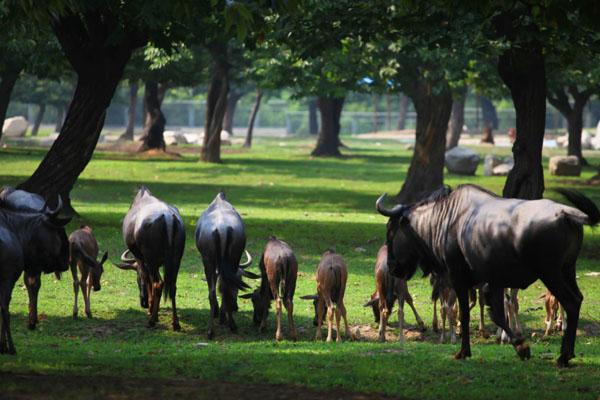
[139,80,166,151]
[54,104,67,132]
[243,89,263,148]
[497,45,546,200]
[31,103,46,136]
[311,96,345,157]
[18,11,144,214]
[308,98,319,135]
[446,86,467,150]
[397,94,409,130]
[0,69,21,141]
[120,80,138,141]
[396,80,452,203]
[201,43,229,163]
[372,94,379,132]
[223,91,243,136]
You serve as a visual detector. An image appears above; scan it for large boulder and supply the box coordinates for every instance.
[445,146,480,175]
[2,116,28,137]
[549,155,581,176]
[484,154,503,176]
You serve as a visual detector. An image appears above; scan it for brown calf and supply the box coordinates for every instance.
[431,274,458,344]
[364,245,425,342]
[497,288,522,344]
[241,236,298,341]
[301,249,351,342]
[542,289,564,336]
[69,226,108,318]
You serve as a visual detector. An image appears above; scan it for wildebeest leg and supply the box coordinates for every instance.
[478,289,489,338]
[454,287,471,359]
[557,302,565,332]
[487,286,530,360]
[315,298,325,341]
[82,271,91,318]
[397,297,405,343]
[378,298,388,342]
[275,297,283,341]
[432,298,439,333]
[285,298,298,341]
[325,300,334,343]
[339,301,352,340]
[0,279,17,355]
[204,260,218,339]
[404,288,425,331]
[170,285,180,331]
[440,298,447,343]
[544,294,553,336]
[334,306,342,343]
[24,271,41,330]
[70,261,79,318]
[543,268,582,367]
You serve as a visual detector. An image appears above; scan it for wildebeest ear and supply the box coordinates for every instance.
[239,293,254,299]
[300,294,318,300]
[99,251,108,265]
[363,298,379,307]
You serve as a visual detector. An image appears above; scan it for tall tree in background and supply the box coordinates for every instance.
[446,86,467,150]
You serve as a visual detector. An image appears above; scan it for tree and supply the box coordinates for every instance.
[446,86,467,150]
[243,88,263,147]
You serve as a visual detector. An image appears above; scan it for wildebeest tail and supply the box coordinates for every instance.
[163,213,182,302]
[331,265,342,304]
[213,227,249,290]
[555,188,600,226]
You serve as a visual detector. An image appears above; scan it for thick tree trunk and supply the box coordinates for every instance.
[0,70,20,141]
[311,96,345,157]
[446,87,467,150]
[567,106,585,163]
[497,46,546,200]
[31,103,46,137]
[120,80,138,140]
[243,89,263,148]
[396,80,452,203]
[397,94,409,130]
[18,11,143,214]
[201,43,229,163]
[223,91,243,135]
[139,80,166,151]
[308,98,319,135]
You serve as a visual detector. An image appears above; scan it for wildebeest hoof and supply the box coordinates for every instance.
[556,354,572,368]
[516,343,531,360]
[454,348,471,360]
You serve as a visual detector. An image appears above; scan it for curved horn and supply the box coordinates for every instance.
[375,193,405,217]
[239,250,253,268]
[299,294,319,300]
[112,262,138,271]
[120,249,136,263]
[240,269,260,279]
[45,195,63,217]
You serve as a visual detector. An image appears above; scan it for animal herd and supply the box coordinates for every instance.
[0,183,597,368]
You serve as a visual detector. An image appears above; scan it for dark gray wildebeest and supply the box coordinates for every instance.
[240,236,298,341]
[376,184,599,367]
[0,196,70,354]
[0,186,52,330]
[69,225,108,319]
[116,187,185,331]
[364,244,425,343]
[301,249,352,342]
[195,192,256,339]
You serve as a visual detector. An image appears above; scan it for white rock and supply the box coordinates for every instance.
[445,146,480,176]
[582,130,593,150]
[549,155,581,176]
[164,130,188,146]
[483,154,503,176]
[2,116,28,137]
[556,134,569,148]
[492,164,512,176]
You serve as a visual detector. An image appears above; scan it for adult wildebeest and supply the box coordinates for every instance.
[240,236,298,341]
[0,197,70,354]
[116,186,185,331]
[376,184,599,367]
[195,192,255,339]
[69,225,108,318]
[364,244,425,342]
[301,249,352,342]
[0,187,47,330]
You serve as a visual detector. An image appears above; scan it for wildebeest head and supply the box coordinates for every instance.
[114,249,148,308]
[239,253,271,325]
[300,294,320,326]
[89,251,108,291]
[376,194,420,280]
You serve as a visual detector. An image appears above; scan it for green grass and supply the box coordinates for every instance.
[1,138,600,399]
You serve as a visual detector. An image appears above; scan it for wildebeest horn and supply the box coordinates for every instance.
[239,293,254,299]
[239,250,252,268]
[113,262,138,271]
[300,294,319,300]
[45,195,63,217]
[120,249,136,263]
[363,297,379,307]
[375,193,405,217]
[240,269,260,279]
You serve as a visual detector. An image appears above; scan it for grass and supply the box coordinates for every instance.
[1,137,600,399]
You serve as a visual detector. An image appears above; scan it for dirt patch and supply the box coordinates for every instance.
[0,373,403,400]
[353,324,426,342]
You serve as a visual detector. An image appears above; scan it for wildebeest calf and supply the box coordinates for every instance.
[431,274,457,344]
[69,225,108,319]
[241,236,298,341]
[301,249,352,342]
[364,244,425,342]
[542,289,564,336]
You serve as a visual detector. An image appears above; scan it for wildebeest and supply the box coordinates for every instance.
[364,244,425,342]
[69,225,108,319]
[301,250,352,342]
[240,236,298,341]
[115,186,185,331]
[195,192,256,339]
[0,187,47,329]
[0,197,70,354]
[542,289,564,336]
[497,288,521,344]
[430,273,457,344]
[376,184,599,366]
